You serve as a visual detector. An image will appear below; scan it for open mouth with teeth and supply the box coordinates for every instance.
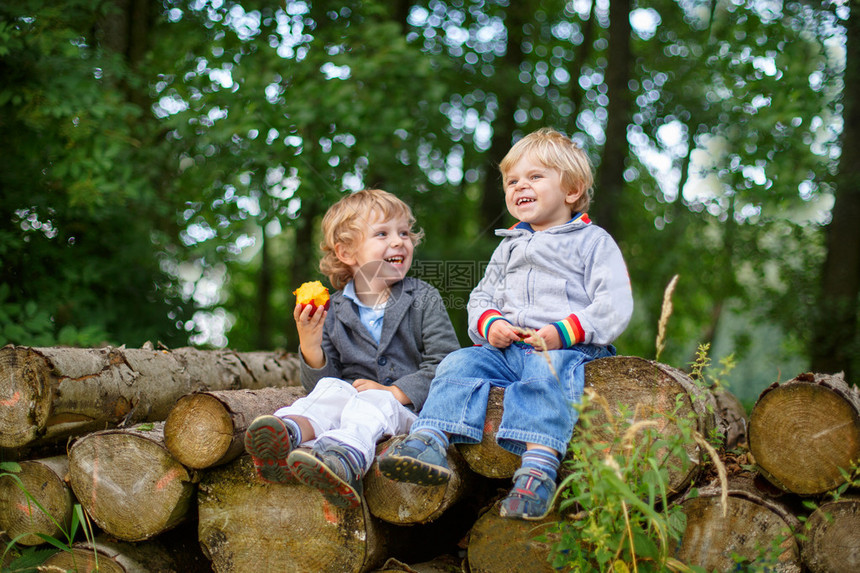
[516,197,535,206]
[384,256,405,264]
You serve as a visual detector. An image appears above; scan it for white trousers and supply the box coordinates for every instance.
[273,377,417,472]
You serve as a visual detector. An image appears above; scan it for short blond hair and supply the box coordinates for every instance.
[499,128,594,214]
[319,189,424,290]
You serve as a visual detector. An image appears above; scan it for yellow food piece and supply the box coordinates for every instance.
[293,280,330,307]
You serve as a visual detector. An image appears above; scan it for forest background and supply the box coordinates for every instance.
[1,0,857,409]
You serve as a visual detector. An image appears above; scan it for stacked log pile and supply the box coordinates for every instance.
[2,345,859,572]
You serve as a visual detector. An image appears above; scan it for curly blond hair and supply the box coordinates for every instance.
[499,128,594,214]
[319,189,424,290]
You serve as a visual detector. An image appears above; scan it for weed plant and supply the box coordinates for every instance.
[545,276,729,572]
[546,390,702,573]
[1,461,96,573]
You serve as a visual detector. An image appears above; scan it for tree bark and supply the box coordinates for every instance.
[67,422,196,542]
[198,455,388,573]
[801,494,860,573]
[366,438,477,525]
[466,499,561,573]
[164,386,307,469]
[712,387,748,450]
[0,456,73,546]
[583,355,719,495]
[669,472,802,572]
[748,371,860,495]
[0,344,300,450]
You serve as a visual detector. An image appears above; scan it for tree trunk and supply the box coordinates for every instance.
[811,3,860,382]
[256,229,273,350]
[478,4,530,235]
[801,494,860,573]
[67,422,196,542]
[0,456,73,546]
[455,387,520,479]
[669,472,802,572]
[198,455,388,573]
[466,499,561,573]
[287,196,323,351]
[748,371,860,495]
[164,386,307,469]
[366,438,477,525]
[712,387,748,450]
[583,355,719,495]
[0,344,300,450]
[592,0,632,237]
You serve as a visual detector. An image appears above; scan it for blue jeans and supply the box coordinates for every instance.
[412,343,615,455]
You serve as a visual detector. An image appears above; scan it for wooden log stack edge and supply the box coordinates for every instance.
[0,344,301,452]
[2,347,859,573]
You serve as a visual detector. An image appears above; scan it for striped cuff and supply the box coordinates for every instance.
[477,310,509,340]
[553,314,585,348]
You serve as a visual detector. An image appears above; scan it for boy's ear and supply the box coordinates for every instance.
[565,185,584,207]
[334,243,356,266]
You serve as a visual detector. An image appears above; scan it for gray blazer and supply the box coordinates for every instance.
[299,277,460,412]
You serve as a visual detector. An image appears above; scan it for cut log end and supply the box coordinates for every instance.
[198,456,379,573]
[466,500,561,573]
[0,346,52,449]
[584,356,717,495]
[749,374,860,494]
[68,423,195,542]
[0,457,73,546]
[164,393,234,469]
[802,496,860,573]
[366,439,475,525]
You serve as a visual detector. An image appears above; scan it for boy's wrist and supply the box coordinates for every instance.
[300,345,325,369]
[478,309,509,339]
[553,314,585,348]
[388,384,411,406]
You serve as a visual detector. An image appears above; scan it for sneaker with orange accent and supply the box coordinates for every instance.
[244,415,296,484]
[287,444,363,509]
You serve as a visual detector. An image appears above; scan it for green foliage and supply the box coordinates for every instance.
[548,392,698,573]
[689,342,736,395]
[0,0,191,349]
[0,0,851,394]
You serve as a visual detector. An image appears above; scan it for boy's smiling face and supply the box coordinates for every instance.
[337,209,414,302]
[504,154,581,231]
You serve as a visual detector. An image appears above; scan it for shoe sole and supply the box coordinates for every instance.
[244,416,293,484]
[498,497,553,521]
[377,454,451,486]
[288,449,362,509]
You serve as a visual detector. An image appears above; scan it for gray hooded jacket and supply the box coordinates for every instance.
[467,215,633,347]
